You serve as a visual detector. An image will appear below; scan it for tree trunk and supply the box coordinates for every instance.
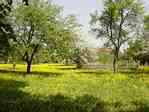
[65,58,69,65]
[27,61,31,73]
[76,62,82,69]
[12,61,16,71]
[75,56,82,69]
[25,45,39,73]
[76,59,82,69]
[113,56,117,73]
[113,49,119,73]
[4,57,9,64]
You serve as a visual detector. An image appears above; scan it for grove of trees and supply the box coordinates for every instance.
[0,0,149,73]
[0,0,93,73]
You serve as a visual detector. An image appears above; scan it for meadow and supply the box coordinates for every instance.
[0,64,149,112]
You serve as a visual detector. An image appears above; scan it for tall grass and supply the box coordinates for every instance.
[0,64,148,112]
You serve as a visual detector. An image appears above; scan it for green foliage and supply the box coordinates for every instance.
[138,66,149,73]
[70,47,93,68]
[45,14,91,66]
[49,15,82,64]
[90,0,144,72]
[0,0,14,61]
[144,15,149,30]
[98,52,113,64]
[124,14,149,64]
[33,48,51,63]
[143,14,149,54]
[125,38,144,60]
[10,0,63,72]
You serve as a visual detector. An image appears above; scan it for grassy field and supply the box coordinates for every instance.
[0,64,149,112]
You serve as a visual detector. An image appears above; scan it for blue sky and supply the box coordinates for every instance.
[53,0,149,47]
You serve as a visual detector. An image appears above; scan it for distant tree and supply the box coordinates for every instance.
[125,38,144,63]
[90,0,143,72]
[69,47,93,68]
[98,52,113,64]
[51,21,93,68]
[124,14,149,65]
[11,0,61,73]
[144,15,149,28]
[52,15,81,65]
[126,39,149,65]
[33,47,51,64]
[142,14,149,54]
[42,14,89,66]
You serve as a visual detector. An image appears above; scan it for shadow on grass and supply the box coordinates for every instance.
[75,70,112,76]
[0,78,106,112]
[47,64,67,66]
[0,70,63,77]
[0,78,148,112]
[57,67,77,70]
[132,102,149,112]
[119,70,149,75]
[76,68,149,76]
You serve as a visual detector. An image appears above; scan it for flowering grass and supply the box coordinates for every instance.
[0,64,148,112]
[138,66,149,73]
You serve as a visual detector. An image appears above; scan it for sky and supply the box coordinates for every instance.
[53,0,103,28]
[53,0,149,48]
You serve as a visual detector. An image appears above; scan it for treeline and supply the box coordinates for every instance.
[0,0,93,73]
[0,0,149,73]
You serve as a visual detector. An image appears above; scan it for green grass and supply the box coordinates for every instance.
[138,66,149,73]
[0,64,149,112]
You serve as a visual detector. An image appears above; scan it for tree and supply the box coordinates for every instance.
[11,0,61,73]
[98,52,113,64]
[125,38,149,65]
[144,15,149,29]
[142,14,149,54]
[71,47,93,68]
[0,0,14,63]
[51,15,81,65]
[124,14,149,65]
[124,38,144,63]
[90,0,143,72]
[6,0,29,6]
[50,15,93,68]
[33,47,51,64]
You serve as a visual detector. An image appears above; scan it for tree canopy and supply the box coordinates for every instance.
[0,0,14,62]
[9,0,67,73]
[90,0,144,72]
